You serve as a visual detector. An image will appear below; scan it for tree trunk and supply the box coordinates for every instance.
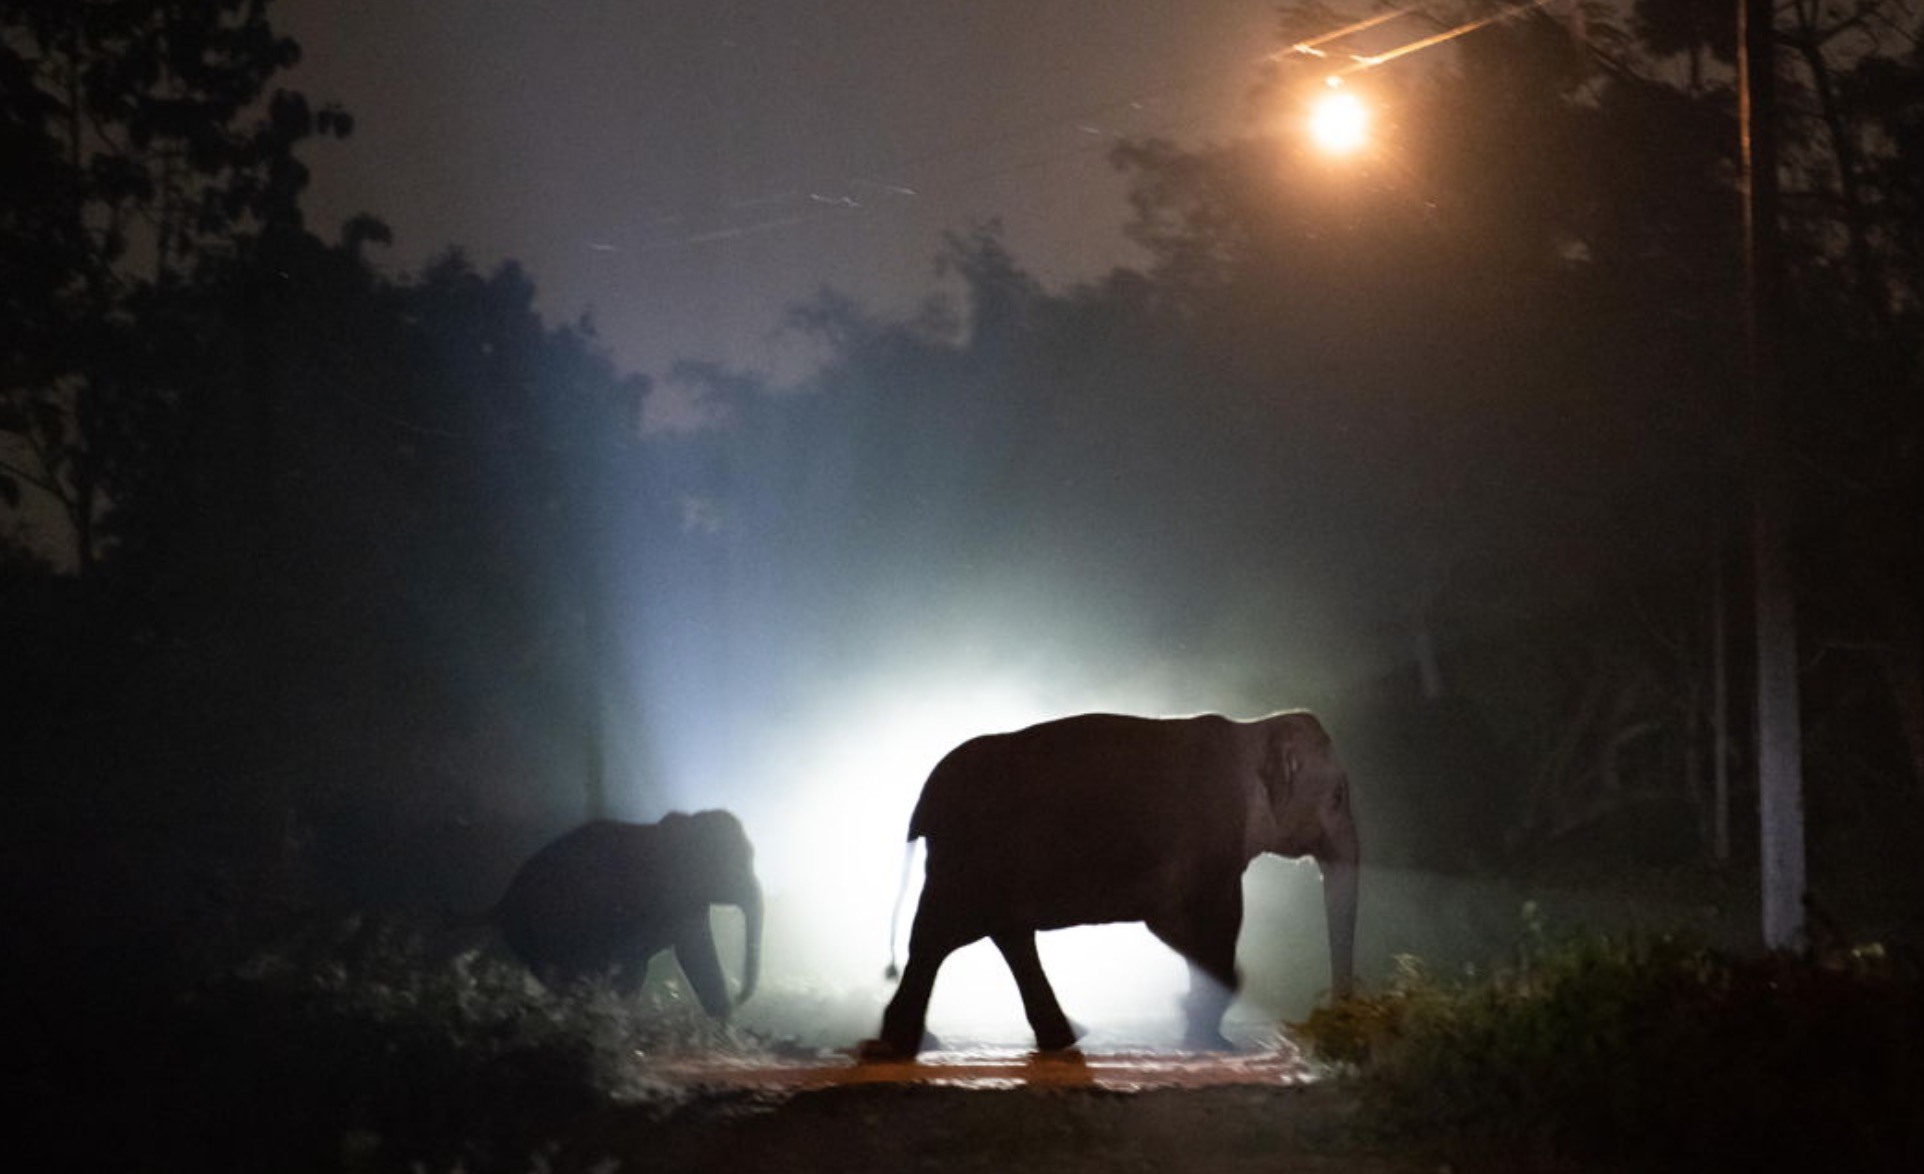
[1742,0,1807,952]
[1712,533,1732,863]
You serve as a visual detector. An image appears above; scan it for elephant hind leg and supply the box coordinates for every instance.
[992,931,1082,1052]
[870,901,975,1059]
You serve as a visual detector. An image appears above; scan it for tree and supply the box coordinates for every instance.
[0,0,349,574]
[1773,1,1924,799]
[236,242,654,900]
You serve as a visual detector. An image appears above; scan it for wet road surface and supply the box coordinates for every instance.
[645,1038,1320,1092]
[576,1040,1460,1174]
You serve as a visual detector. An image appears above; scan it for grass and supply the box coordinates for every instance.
[1293,908,1924,1171]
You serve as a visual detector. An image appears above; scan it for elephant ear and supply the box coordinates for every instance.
[1258,724,1295,810]
[1262,712,1334,804]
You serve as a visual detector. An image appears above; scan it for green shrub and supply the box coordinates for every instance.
[169,910,761,1171]
[1295,916,1924,1171]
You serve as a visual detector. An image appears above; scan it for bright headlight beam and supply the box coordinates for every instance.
[754,674,1210,1042]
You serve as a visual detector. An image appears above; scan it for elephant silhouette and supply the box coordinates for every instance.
[861,712,1358,1058]
[491,811,762,1017]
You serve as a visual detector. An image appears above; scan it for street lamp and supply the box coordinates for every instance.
[1309,79,1370,155]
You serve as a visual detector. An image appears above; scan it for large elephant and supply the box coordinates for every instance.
[492,811,762,1017]
[862,712,1358,1058]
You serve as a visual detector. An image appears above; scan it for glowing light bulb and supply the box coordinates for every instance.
[1309,83,1369,155]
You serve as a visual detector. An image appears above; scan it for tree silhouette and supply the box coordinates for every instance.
[0,0,349,574]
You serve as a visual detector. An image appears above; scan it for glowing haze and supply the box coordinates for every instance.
[269,0,1388,1041]
[636,632,1254,1040]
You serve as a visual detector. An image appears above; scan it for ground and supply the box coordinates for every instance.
[528,1046,1578,1174]
[575,1083,1422,1174]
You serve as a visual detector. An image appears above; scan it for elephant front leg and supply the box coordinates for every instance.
[1175,959,1237,1051]
[992,931,1083,1052]
[670,913,733,1019]
[1146,881,1244,1051]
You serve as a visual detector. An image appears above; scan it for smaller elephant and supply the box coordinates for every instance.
[491,811,762,1017]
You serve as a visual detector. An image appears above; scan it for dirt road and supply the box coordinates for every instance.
[549,1045,1532,1174]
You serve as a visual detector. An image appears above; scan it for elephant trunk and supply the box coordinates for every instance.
[734,877,763,1006]
[1317,806,1360,1000]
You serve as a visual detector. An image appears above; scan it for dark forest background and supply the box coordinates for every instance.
[4,0,1923,1067]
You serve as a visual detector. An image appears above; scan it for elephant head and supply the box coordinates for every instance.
[668,809,763,1006]
[1248,712,1359,999]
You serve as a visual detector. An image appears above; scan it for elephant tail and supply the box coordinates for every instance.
[883,837,919,981]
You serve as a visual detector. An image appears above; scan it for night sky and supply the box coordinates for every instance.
[276,0,1278,381]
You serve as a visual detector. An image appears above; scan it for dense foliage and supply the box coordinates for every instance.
[32,909,745,1171]
[1296,921,1924,1171]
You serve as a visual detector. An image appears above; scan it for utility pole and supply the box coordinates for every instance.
[1739,0,1807,951]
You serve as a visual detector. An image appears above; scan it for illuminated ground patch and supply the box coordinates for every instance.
[645,1038,1318,1092]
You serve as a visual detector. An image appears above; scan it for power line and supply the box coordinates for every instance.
[614,2,1579,256]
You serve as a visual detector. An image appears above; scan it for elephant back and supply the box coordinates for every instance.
[909,714,1233,845]
[496,820,674,926]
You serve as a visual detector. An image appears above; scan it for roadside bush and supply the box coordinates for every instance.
[165,911,754,1171]
[1295,915,1924,1171]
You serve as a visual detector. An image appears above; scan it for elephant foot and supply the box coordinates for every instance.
[1033,1017,1088,1053]
[1032,1046,1087,1066]
[1181,1027,1236,1053]
[855,1037,913,1063]
[855,1029,944,1063]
